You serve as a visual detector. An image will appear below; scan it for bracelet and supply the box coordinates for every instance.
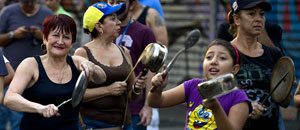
[8,31,14,39]
[132,84,141,95]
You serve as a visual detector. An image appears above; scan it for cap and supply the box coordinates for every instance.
[232,0,271,14]
[83,2,126,32]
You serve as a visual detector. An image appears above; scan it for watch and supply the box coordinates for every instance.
[8,31,14,39]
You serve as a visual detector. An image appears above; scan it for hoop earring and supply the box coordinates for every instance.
[41,43,47,54]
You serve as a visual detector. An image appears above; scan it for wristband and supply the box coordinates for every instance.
[8,31,14,39]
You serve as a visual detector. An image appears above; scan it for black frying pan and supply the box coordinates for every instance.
[57,71,88,108]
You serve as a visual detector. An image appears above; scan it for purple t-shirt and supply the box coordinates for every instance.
[184,79,250,130]
[115,20,156,115]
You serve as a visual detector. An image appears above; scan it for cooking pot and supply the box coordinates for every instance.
[141,43,168,72]
[197,73,238,99]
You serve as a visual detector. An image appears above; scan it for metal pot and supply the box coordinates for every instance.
[141,43,168,72]
[197,73,238,99]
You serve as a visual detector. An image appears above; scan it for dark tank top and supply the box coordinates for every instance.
[137,6,149,25]
[20,56,80,130]
[80,46,132,125]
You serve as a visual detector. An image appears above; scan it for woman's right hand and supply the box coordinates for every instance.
[38,104,60,118]
[248,102,267,120]
[108,81,127,96]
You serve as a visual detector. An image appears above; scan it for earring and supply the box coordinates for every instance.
[41,43,47,54]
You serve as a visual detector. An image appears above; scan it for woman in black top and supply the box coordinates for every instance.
[4,14,107,130]
[229,0,283,130]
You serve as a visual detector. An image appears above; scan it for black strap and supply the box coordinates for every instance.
[137,6,149,25]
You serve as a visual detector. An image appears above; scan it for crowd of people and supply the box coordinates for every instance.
[0,0,299,130]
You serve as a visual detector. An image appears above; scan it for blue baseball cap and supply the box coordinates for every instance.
[83,2,126,32]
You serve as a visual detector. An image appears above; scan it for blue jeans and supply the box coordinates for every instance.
[79,118,133,130]
[131,115,146,130]
[0,88,22,130]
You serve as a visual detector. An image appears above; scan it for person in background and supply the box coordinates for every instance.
[228,0,284,129]
[138,0,165,21]
[75,2,146,130]
[130,0,168,129]
[130,0,168,46]
[0,0,53,129]
[44,0,73,18]
[4,14,107,130]
[147,39,251,130]
[108,0,158,129]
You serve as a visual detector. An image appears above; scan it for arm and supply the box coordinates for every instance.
[203,99,249,130]
[0,26,30,46]
[137,71,155,126]
[72,55,106,84]
[146,8,168,46]
[4,62,14,87]
[147,69,185,108]
[294,82,300,108]
[4,58,59,118]
[0,77,4,105]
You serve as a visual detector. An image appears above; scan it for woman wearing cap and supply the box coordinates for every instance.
[4,14,107,130]
[229,0,283,129]
[74,2,146,130]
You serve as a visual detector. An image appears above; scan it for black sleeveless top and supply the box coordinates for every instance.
[137,6,149,25]
[20,56,80,130]
[80,46,132,125]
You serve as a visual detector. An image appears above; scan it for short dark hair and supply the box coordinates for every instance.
[207,39,241,65]
[43,14,77,43]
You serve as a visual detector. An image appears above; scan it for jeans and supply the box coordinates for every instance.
[131,115,146,130]
[79,118,133,130]
[0,88,22,130]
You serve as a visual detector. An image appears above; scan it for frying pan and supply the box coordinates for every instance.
[269,56,295,108]
[57,71,88,108]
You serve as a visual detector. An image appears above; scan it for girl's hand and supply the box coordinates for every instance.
[151,65,168,93]
[203,98,219,110]
[38,104,60,118]
[108,81,127,96]
[249,102,267,120]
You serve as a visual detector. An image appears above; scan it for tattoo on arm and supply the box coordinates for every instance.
[154,14,164,27]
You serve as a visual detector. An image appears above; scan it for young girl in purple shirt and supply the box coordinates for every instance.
[147,39,251,130]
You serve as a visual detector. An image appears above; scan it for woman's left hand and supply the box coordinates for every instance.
[134,72,147,90]
[132,72,147,95]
